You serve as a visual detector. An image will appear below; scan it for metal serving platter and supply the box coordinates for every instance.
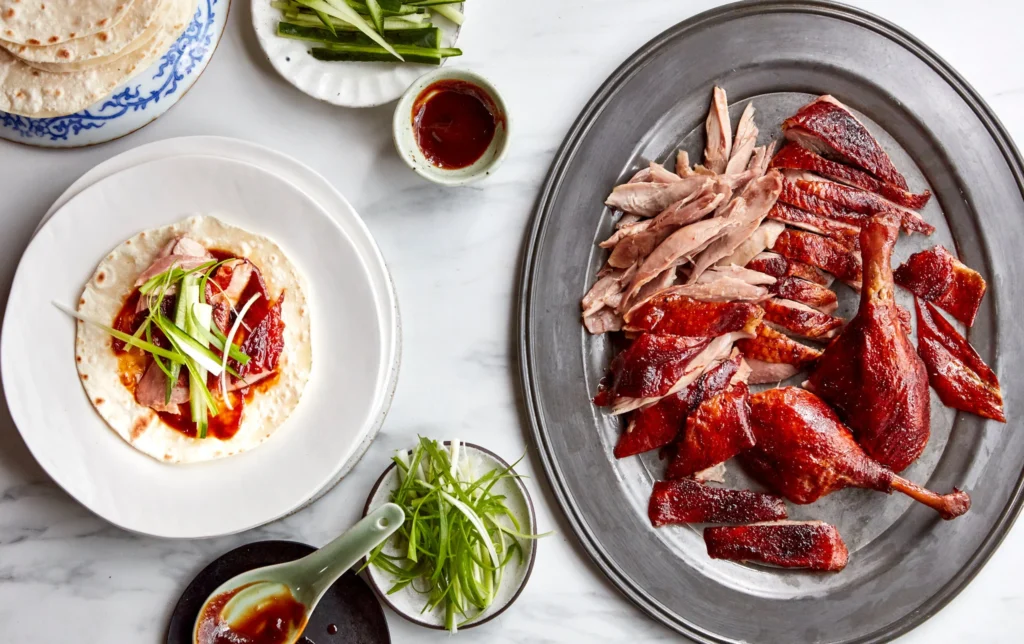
[518,2,1024,642]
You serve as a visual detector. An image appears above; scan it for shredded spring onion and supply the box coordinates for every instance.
[220,294,261,410]
[364,437,547,633]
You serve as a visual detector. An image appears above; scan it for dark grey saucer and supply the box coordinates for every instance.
[166,540,390,644]
[519,1,1024,643]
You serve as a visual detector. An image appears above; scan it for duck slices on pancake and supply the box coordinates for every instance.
[782,95,910,191]
[915,299,1005,422]
[894,245,987,327]
[770,143,931,209]
[649,479,787,527]
[704,521,849,571]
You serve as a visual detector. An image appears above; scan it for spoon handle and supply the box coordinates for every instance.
[302,503,405,600]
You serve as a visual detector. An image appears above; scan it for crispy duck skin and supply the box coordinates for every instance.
[778,179,871,230]
[594,333,712,404]
[743,388,970,519]
[794,179,934,235]
[807,214,932,472]
[649,479,787,527]
[623,292,764,338]
[894,245,987,327]
[770,143,931,209]
[768,276,838,313]
[761,298,843,340]
[768,202,860,247]
[782,95,910,191]
[736,323,821,370]
[704,521,849,571]
[771,228,863,285]
[667,381,755,479]
[615,354,741,458]
[916,299,1005,422]
[746,251,833,287]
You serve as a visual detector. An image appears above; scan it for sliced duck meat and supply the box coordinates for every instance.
[794,179,934,235]
[736,322,822,372]
[133,235,214,287]
[778,177,874,230]
[675,150,692,177]
[604,189,726,267]
[226,368,278,393]
[916,299,1005,422]
[745,359,800,385]
[624,292,763,338]
[704,521,849,571]
[584,308,623,335]
[747,141,776,177]
[606,226,672,269]
[746,251,833,287]
[160,235,213,260]
[699,265,776,287]
[622,216,739,304]
[704,86,732,174]
[762,298,844,340]
[605,175,711,217]
[609,332,747,415]
[771,228,863,286]
[595,333,712,407]
[667,380,756,480]
[648,161,683,183]
[207,259,256,310]
[783,95,910,191]
[894,245,987,327]
[718,221,785,269]
[690,171,784,282]
[629,266,679,312]
[726,103,758,175]
[648,181,729,230]
[614,354,740,458]
[236,295,285,377]
[649,479,787,527]
[642,274,771,304]
[582,264,637,318]
[768,202,860,247]
[769,276,838,314]
[770,143,931,209]
[136,361,189,413]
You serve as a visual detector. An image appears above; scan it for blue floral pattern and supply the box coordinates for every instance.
[0,0,222,145]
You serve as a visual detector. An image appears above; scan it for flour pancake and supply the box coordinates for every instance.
[3,0,166,69]
[0,0,136,46]
[75,216,313,465]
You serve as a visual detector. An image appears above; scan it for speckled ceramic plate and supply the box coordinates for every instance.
[0,0,230,148]
[519,2,1024,643]
[251,0,462,108]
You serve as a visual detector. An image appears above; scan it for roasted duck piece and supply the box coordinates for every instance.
[771,228,863,286]
[807,214,931,472]
[726,103,758,175]
[704,521,848,571]
[743,388,970,519]
[746,251,833,287]
[768,276,838,313]
[667,375,755,479]
[704,86,732,174]
[768,202,860,247]
[762,297,843,340]
[623,292,763,338]
[783,95,910,191]
[770,143,931,209]
[736,323,821,384]
[793,179,934,235]
[604,175,712,217]
[916,299,1005,422]
[649,479,787,526]
[614,353,741,458]
[895,245,987,327]
[719,220,785,268]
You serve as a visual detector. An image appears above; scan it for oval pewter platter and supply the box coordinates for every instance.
[518,2,1024,643]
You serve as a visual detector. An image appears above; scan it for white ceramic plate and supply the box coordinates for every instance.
[362,442,537,630]
[33,136,402,510]
[0,0,230,148]
[251,0,462,108]
[2,154,388,538]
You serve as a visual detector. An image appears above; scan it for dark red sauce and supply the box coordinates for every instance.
[111,249,285,440]
[412,79,500,169]
[195,583,307,644]
[327,623,338,635]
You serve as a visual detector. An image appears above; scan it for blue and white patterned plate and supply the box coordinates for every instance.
[0,0,229,148]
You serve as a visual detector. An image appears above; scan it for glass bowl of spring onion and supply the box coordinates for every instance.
[361,438,545,632]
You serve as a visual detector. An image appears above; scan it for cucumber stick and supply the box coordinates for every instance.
[295,0,403,60]
[278,23,439,47]
[365,0,384,33]
[312,44,461,65]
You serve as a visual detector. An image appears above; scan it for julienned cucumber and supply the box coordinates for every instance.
[278,22,439,48]
[283,10,430,30]
[311,44,461,65]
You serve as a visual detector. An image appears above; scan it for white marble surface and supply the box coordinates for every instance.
[0,1,1022,642]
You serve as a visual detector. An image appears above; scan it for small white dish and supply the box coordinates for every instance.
[2,154,390,538]
[251,0,462,108]
[362,442,537,630]
[392,68,510,186]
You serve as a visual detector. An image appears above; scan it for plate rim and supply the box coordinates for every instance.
[517,1,1024,642]
[2,153,389,538]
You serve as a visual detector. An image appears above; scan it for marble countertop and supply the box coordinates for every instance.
[1,1,1022,641]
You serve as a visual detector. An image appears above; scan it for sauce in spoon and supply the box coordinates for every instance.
[195,582,307,644]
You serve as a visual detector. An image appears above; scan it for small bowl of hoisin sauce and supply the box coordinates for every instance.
[394,69,509,186]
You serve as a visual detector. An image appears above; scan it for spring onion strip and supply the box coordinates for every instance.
[364,437,546,633]
[138,260,218,295]
[54,303,185,362]
[219,294,261,410]
[188,307,250,364]
[152,314,223,375]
